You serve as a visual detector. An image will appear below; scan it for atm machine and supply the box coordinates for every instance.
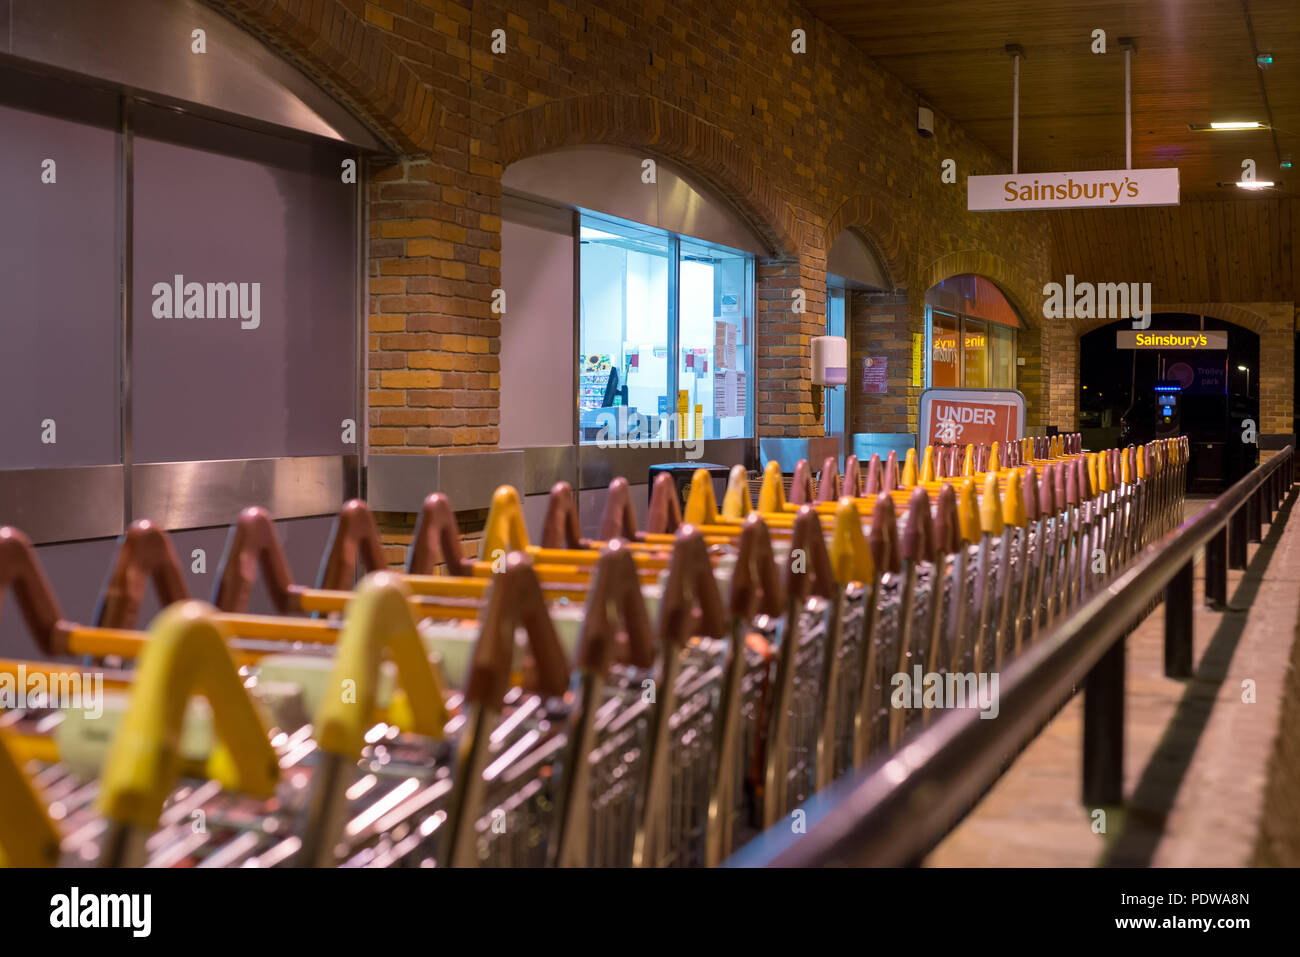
[1154,381,1182,438]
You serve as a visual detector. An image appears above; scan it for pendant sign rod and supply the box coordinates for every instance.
[1120,38,1137,170]
[1007,44,1024,175]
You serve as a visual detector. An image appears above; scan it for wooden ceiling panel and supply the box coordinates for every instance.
[804,0,1300,198]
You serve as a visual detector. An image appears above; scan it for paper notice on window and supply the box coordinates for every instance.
[714,371,728,417]
[734,371,747,415]
[726,324,737,369]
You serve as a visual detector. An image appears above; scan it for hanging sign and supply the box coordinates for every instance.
[967,168,1179,211]
[919,387,1026,447]
[1116,330,1227,350]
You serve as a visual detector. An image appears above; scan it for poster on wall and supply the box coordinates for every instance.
[918,387,1026,447]
[861,356,888,394]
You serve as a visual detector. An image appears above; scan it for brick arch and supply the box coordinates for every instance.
[495,94,799,259]
[1073,301,1269,337]
[823,195,909,293]
[207,0,443,154]
[917,249,1041,329]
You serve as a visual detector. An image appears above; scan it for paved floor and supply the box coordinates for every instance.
[927,491,1298,867]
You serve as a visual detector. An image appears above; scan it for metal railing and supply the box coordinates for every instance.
[728,445,1296,867]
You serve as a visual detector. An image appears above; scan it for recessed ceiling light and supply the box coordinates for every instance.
[1188,121,1270,131]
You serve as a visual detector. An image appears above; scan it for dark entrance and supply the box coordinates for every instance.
[1080,313,1259,493]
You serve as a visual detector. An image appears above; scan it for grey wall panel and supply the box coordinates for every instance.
[0,537,117,660]
[6,0,383,150]
[500,197,575,448]
[131,106,357,463]
[0,97,120,468]
[522,492,551,547]
[577,486,609,542]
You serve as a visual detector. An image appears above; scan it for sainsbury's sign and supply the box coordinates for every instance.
[918,388,1026,448]
[968,167,1179,211]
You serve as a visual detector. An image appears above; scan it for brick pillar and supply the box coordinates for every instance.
[1017,323,1047,430]
[1047,319,1079,431]
[1259,304,1294,439]
[366,154,502,564]
[848,291,917,434]
[755,256,825,437]
[367,156,501,454]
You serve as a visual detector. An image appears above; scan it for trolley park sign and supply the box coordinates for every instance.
[1116,330,1228,350]
[968,167,1180,211]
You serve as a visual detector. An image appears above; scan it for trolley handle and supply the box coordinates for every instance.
[97,602,278,838]
[315,572,448,755]
[863,453,883,495]
[1075,456,1092,501]
[598,477,639,542]
[882,450,899,492]
[870,493,902,574]
[542,481,584,550]
[646,472,683,535]
[575,542,655,671]
[933,483,962,556]
[95,519,189,630]
[658,525,727,646]
[1037,464,1057,516]
[787,506,836,601]
[830,497,874,585]
[212,506,302,614]
[684,469,720,525]
[843,454,862,498]
[0,527,70,656]
[1064,460,1081,507]
[0,726,62,866]
[407,493,467,577]
[316,499,387,591]
[1021,466,1040,522]
[482,485,529,559]
[901,487,935,563]
[788,459,815,506]
[815,456,840,503]
[468,552,570,705]
[731,515,784,619]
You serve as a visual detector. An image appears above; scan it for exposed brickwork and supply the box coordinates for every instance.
[367,156,501,453]
[848,292,915,434]
[211,0,1055,451]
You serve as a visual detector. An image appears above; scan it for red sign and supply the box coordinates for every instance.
[918,388,1025,447]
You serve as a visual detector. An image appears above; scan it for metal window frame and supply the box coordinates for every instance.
[575,211,756,445]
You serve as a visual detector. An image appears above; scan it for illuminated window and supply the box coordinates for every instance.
[925,275,1019,389]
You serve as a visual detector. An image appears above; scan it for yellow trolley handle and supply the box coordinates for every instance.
[96,601,279,865]
[0,726,61,867]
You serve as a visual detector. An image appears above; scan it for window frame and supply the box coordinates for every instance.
[925,305,1018,390]
[576,209,755,443]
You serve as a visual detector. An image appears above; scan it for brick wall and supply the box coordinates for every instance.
[848,292,915,433]
[216,0,1056,454]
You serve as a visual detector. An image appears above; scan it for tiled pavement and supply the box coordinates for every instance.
[927,489,1300,867]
